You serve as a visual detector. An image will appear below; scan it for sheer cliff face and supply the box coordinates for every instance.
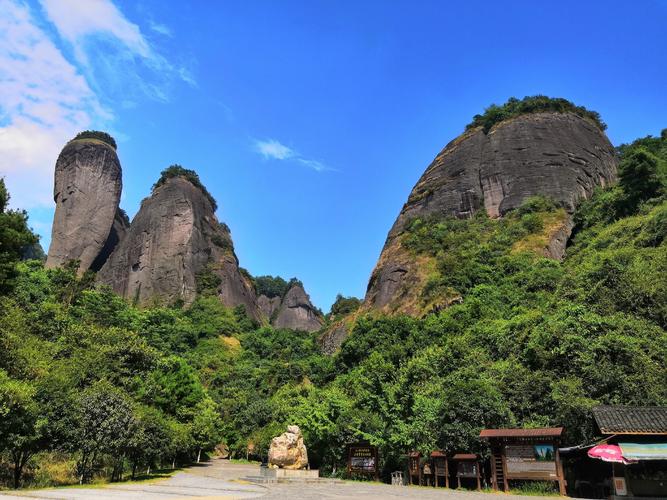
[271,284,323,332]
[257,294,281,319]
[46,139,122,274]
[257,284,324,333]
[97,176,261,321]
[364,112,618,314]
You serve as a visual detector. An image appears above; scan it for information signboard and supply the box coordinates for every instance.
[347,444,378,479]
[456,461,479,479]
[505,444,557,480]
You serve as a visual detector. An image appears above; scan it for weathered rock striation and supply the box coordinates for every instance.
[366,112,617,311]
[271,283,323,332]
[97,176,262,320]
[46,138,122,274]
[257,294,282,319]
[321,111,618,353]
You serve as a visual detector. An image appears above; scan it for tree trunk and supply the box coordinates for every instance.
[132,462,137,480]
[172,458,176,469]
[12,452,26,490]
[197,448,202,463]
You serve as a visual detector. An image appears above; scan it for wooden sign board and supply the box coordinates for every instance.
[457,461,479,479]
[505,444,558,480]
[348,444,379,479]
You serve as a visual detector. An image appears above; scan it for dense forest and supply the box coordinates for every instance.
[0,128,665,489]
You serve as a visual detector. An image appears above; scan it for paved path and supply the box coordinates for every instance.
[0,459,559,499]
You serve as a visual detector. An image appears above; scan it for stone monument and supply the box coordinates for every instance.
[261,425,319,480]
[268,425,309,469]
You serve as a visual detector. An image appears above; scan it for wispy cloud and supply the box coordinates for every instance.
[0,0,107,208]
[38,0,196,98]
[149,21,172,37]
[254,139,334,172]
[0,0,195,247]
[255,139,295,160]
[39,0,151,62]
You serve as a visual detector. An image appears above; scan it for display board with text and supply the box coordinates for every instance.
[505,444,558,480]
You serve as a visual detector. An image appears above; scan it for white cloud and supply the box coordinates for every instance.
[39,0,151,63]
[38,0,195,95]
[0,0,108,208]
[149,21,172,37]
[254,138,334,172]
[255,139,295,160]
[0,0,194,251]
[297,158,331,173]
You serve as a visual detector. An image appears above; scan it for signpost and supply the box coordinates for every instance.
[505,444,558,479]
[453,454,481,490]
[480,427,566,495]
[347,444,379,481]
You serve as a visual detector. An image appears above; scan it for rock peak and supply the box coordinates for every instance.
[46,136,123,274]
[271,282,323,332]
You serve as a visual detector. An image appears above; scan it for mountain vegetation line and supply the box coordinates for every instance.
[0,98,665,489]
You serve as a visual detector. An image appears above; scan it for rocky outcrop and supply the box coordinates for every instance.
[257,294,282,319]
[97,176,262,320]
[365,112,618,313]
[320,321,349,355]
[90,208,129,272]
[46,138,122,274]
[268,425,309,470]
[272,283,323,332]
[321,112,618,354]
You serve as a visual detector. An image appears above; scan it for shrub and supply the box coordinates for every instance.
[153,165,217,211]
[466,96,606,133]
[253,276,289,298]
[73,131,117,149]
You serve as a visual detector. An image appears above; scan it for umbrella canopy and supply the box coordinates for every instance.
[588,444,638,464]
[619,442,667,461]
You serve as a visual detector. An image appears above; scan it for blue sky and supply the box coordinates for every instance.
[1,0,666,310]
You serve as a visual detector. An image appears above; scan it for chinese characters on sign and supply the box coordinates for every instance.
[505,445,557,479]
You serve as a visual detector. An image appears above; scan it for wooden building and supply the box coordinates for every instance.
[407,451,422,485]
[480,427,566,495]
[430,451,449,488]
[452,453,481,490]
[589,406,667,498]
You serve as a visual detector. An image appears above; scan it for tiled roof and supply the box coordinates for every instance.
[452,454,478,460]
[479,427,564,439]
[593,406,667,435]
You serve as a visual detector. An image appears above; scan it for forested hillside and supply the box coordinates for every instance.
[0,128,665,488]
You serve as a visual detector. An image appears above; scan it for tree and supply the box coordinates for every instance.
[142,356,205,419]
[330,294,362,317]
[0,179,38,293]
[0,370,43,488]
[618,148,663,214]
[71,382,135,483]
[126,407,171,479]
[190,398,223,463]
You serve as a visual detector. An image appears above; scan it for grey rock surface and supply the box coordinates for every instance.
[320,321,348,355]
[365,112,618,312]
[97,176,262,320]
[258,294,282,319]
[272,283,323,332]
[46,139,122,274]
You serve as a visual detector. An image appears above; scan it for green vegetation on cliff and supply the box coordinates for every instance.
[253,275,303,298]
[0,131,665,488]
[153,165,218,211]
[72,131,118,149]
[466,95,607,133]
